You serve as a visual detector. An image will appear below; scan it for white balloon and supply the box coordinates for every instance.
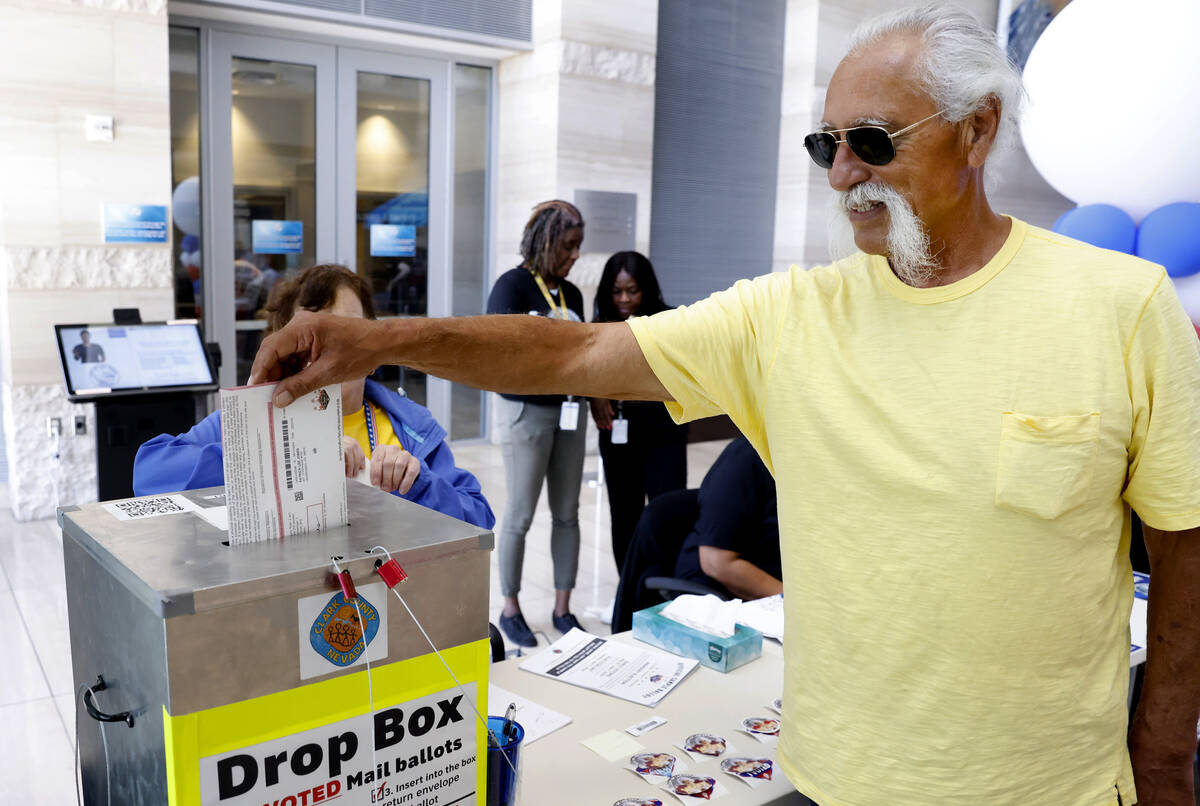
[1019,0,1200,222]
[1169,271,1200,324]
[172,176,201,236]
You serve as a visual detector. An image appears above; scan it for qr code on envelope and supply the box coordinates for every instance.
[103,494,198,521]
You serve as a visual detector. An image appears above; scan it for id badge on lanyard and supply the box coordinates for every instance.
[611,401,628,444]
[559,397,580,431]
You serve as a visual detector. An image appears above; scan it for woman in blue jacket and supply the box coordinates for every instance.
[133,264,494,530]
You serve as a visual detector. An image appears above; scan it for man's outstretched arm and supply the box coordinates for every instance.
[250,311,671,408]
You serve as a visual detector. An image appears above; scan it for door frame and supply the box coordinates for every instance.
[180,14,497,438]
[206,31,337,388]
[335,48,454,423]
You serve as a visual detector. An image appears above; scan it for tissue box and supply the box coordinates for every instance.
[632,601,763,673]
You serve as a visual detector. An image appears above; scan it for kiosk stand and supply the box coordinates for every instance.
[94,392,204,500]
[60,482,493,805]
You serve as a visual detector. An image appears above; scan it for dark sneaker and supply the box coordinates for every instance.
[552,611,583,634]
[499,612,537,648]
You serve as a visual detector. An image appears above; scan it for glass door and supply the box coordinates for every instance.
[208,33,336,387]
[337,49,451,421]
[196,32,486,434]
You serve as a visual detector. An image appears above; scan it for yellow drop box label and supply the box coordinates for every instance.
[164,640,489,806]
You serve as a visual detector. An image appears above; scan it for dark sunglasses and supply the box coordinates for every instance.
[803,111,942,169]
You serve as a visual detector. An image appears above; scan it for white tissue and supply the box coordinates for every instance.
[660,594,743,639]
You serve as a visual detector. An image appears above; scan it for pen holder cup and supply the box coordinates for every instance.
[486,716,525,806]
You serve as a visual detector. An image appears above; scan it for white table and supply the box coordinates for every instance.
[490,587,1149,806]
[489,634,809,805]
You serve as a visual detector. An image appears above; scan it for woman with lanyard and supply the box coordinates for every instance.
[590,251,688,572]
[486,199,587,648]
[133,264,494,531]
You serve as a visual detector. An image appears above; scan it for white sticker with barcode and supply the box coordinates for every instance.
[626,715,668,736]
[103,494,199,521]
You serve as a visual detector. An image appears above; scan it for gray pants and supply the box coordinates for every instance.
[498,398,587,597]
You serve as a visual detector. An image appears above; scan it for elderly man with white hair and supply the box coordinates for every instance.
[252,5,1200,804]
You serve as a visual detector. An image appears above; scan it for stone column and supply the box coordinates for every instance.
[0,0,174,520]
[497,0,658,308]
[492,0,658,440]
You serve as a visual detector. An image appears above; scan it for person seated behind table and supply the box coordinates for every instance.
[612,437,779,630]
[674,437,781,599]
[133,264,494,529]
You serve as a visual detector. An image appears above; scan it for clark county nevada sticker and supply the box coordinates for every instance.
[310,591,381,667]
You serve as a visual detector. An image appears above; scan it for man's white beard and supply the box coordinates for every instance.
[827,182,937,286]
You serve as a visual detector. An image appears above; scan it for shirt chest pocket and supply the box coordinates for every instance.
[994,411,1101,520]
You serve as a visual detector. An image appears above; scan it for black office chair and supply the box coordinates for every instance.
[643,575,729,602]
[613,488,734,630]
[488,622,505,662]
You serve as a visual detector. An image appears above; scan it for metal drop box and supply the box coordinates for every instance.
[60,483,493,805]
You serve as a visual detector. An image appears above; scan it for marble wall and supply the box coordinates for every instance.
[0,0,174,520]
[492,0,657,441]
[773,0,822,275]
[496,0,657,308]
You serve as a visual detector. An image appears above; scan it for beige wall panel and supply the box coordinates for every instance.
[496,62,559,276]
[0,5,115,100]
[561,0,658,53]
[6,286,173,387]
[532,0,565,43]
[0,113,63,247]
[557,74,654,262]
[113,12,171,99]
[774,0,821,273]
[57,122,172,245]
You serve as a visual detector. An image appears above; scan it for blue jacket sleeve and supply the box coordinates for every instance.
[132,411,225,496]
[399,440,495,530]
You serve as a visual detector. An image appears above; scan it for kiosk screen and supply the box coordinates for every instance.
[55,321,215,398]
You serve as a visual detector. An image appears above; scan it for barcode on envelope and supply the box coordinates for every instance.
[282,418,294,490]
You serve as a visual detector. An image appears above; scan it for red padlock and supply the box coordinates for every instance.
[376,558,408,589]
[337,568,357,601]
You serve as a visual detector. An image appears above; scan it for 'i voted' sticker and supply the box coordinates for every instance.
[627,752,683,783]
[738,717,780,745]
[678,733,732,763]
[720,757,774,788]
[664,774,727,801]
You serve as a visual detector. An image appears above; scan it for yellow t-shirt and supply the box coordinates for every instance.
[628,218,1200,806]
[342,401,402,459]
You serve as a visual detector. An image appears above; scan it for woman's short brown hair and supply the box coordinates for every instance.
[264,263,375,335]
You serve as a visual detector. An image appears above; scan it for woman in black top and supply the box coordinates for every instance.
[590,251,689,571]
[486,200,588,648]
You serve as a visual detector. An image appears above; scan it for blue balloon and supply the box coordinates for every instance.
[1135,202,1200,278]
[1052,204,1137,254]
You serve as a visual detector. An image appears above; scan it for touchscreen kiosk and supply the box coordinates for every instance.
[55,320,216,499]
[55,321,216,401]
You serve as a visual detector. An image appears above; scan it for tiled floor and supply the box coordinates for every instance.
[1,437,730,804]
